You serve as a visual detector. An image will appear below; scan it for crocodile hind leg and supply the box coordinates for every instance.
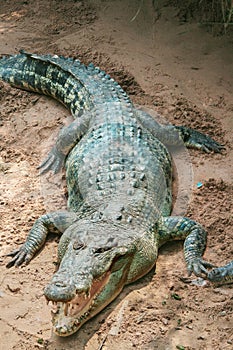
[136,109,224,153]
[6,211,78,268]
[158,216,215,277]
[208,260,233,285]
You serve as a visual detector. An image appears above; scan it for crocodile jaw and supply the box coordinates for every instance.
[49,271,111,336]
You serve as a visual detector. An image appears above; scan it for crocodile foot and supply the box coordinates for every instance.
[6,245,33,268]
[38,146,66,174]
[186,257,215,277]
[207,261,233,285]
[175,126,225,153]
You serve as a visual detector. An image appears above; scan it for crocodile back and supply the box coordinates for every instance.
[66,105,172,230]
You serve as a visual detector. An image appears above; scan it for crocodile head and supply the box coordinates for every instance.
[44,220,140,336]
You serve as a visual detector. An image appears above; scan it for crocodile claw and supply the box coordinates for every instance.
[187,258,215,277]
[38,147,65,175]
[6,245,33,268]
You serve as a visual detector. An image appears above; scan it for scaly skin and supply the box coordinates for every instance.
[1,52,225,336]
[208,260,233,285]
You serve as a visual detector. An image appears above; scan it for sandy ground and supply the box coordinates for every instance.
[0,1,232,349]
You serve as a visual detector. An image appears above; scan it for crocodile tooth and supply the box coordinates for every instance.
[59,326,68,335]
[57,301,63,310]
[64,302,69,316]
[51,302,58,314]
[69,303,74,312]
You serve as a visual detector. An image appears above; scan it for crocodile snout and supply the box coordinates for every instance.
[44,279,77,302]
[44,269,93,302]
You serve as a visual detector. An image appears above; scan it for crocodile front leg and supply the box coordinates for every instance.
[6,211,78,267]
[158,216,214,277]
[39,112,91,174]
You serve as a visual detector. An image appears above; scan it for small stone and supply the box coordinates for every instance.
[218,310,226,316]
[161,317,168,325]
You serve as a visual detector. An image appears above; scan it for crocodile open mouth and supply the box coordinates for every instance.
[48,271,111,336]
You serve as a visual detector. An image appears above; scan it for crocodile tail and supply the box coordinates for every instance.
[0,51,92,117]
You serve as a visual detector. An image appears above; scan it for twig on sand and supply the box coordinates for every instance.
[130,0,144,22]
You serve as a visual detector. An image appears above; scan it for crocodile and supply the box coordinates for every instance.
[1,51,226,336]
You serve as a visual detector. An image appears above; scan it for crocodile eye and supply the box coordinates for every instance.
[93,247,112,254]
[73,242,85,251]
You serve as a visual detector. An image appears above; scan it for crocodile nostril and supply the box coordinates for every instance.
[54,281,67,288]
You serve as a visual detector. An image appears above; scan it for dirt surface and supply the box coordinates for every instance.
[0,1,232,349]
